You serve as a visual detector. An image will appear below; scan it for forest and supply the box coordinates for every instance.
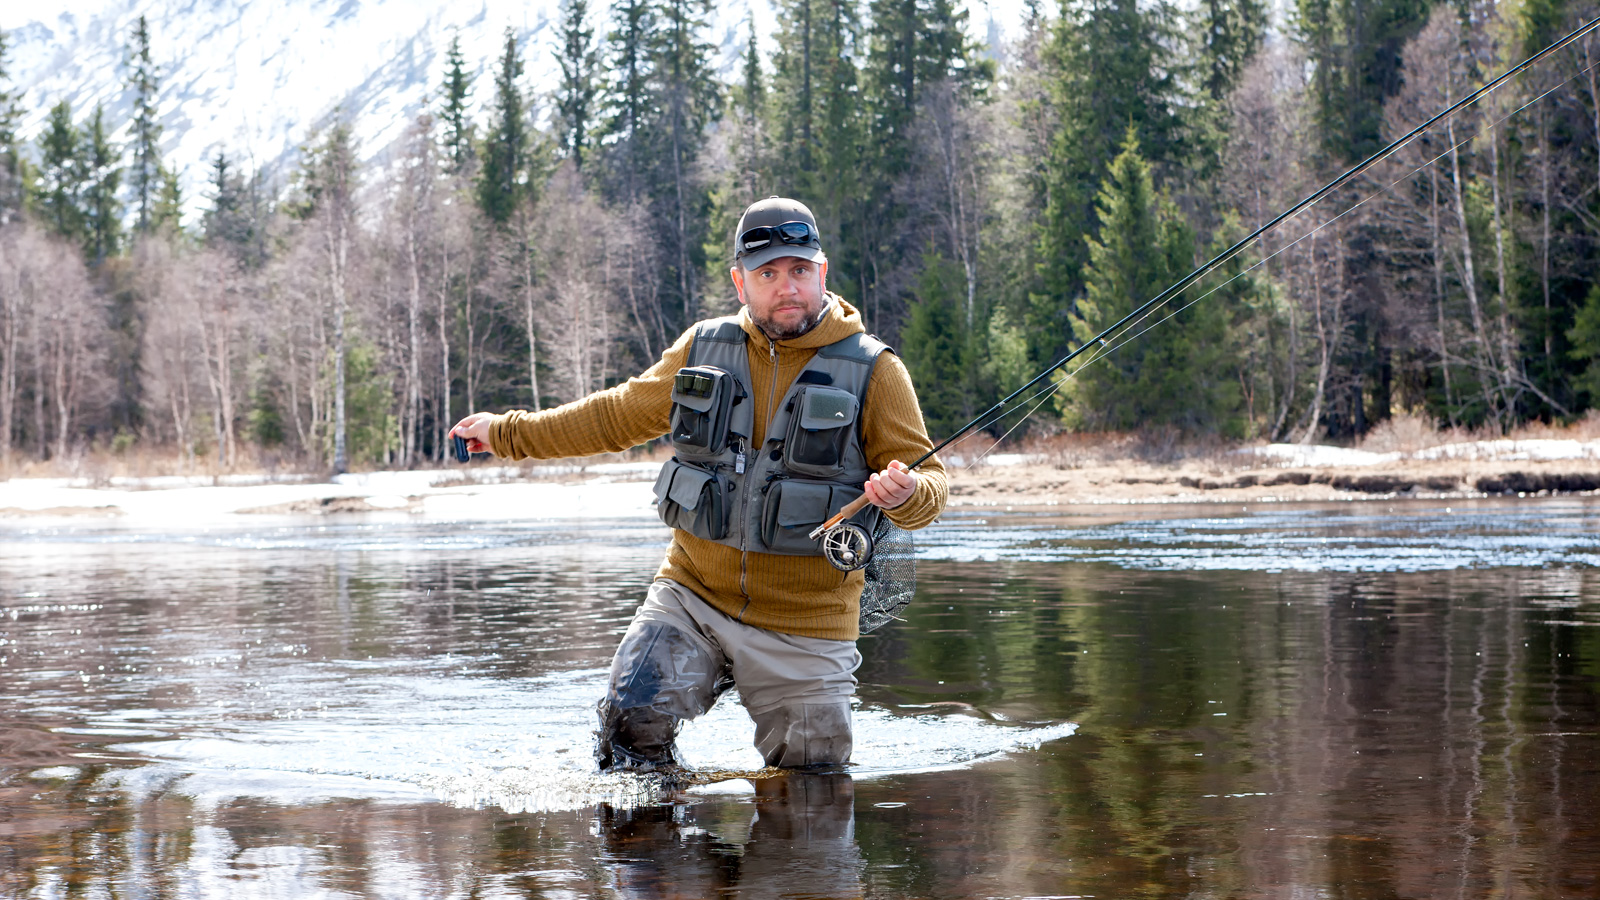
[3,0,1600,474]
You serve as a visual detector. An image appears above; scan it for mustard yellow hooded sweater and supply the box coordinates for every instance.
[488,295,947,640]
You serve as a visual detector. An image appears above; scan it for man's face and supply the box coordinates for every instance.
[731,255,829,341]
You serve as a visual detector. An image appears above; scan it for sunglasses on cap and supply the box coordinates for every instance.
[737,221,819,256]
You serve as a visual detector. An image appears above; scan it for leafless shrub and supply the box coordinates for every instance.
[1358,411,1441,454]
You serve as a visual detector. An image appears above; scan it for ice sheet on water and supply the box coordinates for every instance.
[105,662,1075,815]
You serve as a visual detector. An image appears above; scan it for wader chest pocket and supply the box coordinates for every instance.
[760,479,873,554]
[653,460,729,540]
[783,385,859,478]
[670,366,740,458]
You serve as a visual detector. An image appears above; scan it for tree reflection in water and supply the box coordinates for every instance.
[2,504,1599,897]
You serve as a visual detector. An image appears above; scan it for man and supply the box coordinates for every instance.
[451,197,947,771]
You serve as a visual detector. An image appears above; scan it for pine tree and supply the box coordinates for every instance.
[477,27,529,226]
[127,14,163,233]
[37,101,86,245]
[440,33,476,175]
[1057,132,1240,435]
[555,0,599,169]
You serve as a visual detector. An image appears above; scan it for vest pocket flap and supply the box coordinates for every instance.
[670,387,717,413]
[796,386,858,431]
[774,481,841,527]
[663,462,715,511]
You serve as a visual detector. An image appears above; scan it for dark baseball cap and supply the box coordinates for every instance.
[734,196,825,270]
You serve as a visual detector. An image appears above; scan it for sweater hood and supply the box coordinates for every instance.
[737,292,865,349]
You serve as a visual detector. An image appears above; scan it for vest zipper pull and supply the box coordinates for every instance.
[736,451,746,474]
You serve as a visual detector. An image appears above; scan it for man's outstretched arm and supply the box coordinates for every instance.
[451,329,695,460]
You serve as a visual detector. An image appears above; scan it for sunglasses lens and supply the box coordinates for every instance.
[739,227,773,253]
[777,222,814,244]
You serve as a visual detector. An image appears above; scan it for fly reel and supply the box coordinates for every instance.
[820,522,874,572]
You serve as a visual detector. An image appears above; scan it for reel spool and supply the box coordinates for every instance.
[820,522,874,572]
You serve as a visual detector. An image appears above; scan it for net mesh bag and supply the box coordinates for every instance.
[858,515,916,633]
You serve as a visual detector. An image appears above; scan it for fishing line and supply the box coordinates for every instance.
[815,14,1600,569]
[959,48,1600,469]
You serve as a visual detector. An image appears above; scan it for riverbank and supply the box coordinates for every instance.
[4,435,1600,522]
[944,440,1600,507]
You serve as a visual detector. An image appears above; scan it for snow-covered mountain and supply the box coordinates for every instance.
[3,0,1017,218]
[0,0,758,212]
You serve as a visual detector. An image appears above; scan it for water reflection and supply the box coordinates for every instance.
[3,501,1599,897]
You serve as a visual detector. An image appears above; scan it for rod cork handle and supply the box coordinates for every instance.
[808,493,875,541]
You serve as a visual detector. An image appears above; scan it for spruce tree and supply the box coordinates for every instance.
[735,16,765,196]
[555,0,599,169]
[127,14,163,233]
[1058,132,1240,435]
[204,152,244,246]
[151,163,183,235]
[902,254,976,436]
[297,119,360,473]
[600,0,655,203]
[1194,0,1266,102]
[654,0,720,325]
[439,33,476,174]
[770,0,866,195]
[0,28,24,223]
[1294,0,1431,162]
[477,27,529,226]
[37,101,86,245]
[857,0,986,300]
[1031,0,1187,368]
[82,105,124,263]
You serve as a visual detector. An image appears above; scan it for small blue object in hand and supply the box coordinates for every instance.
[452,434,470,463]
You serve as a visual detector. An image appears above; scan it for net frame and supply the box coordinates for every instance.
[858,515,915,633]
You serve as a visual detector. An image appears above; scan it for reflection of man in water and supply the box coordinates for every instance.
[451,197,947,770]
[602,772,863,898]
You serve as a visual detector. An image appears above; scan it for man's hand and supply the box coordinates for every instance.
[863,460,916,510]
[449,412,498,456]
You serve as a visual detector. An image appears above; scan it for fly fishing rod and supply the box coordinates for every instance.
[810,13,1600,571]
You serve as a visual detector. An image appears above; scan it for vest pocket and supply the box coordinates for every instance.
[760,478,870,554]
[782,385,859,478]
[653,459,730,541]
[670,366,740,459]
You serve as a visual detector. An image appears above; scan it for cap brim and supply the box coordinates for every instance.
[739,244,825,271]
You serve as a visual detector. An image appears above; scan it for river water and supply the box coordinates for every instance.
[2,497,1598,898]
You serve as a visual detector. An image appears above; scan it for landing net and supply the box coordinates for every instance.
[859,515,916,633]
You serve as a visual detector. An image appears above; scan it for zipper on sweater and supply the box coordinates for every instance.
[736,338,780,619]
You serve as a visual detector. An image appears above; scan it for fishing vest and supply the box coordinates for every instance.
[651,315,888,556]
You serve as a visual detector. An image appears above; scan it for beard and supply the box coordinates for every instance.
[753,298,829,341]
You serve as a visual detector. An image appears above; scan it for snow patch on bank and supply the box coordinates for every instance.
[1245,439,1600,468]
[0,462,662,524]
